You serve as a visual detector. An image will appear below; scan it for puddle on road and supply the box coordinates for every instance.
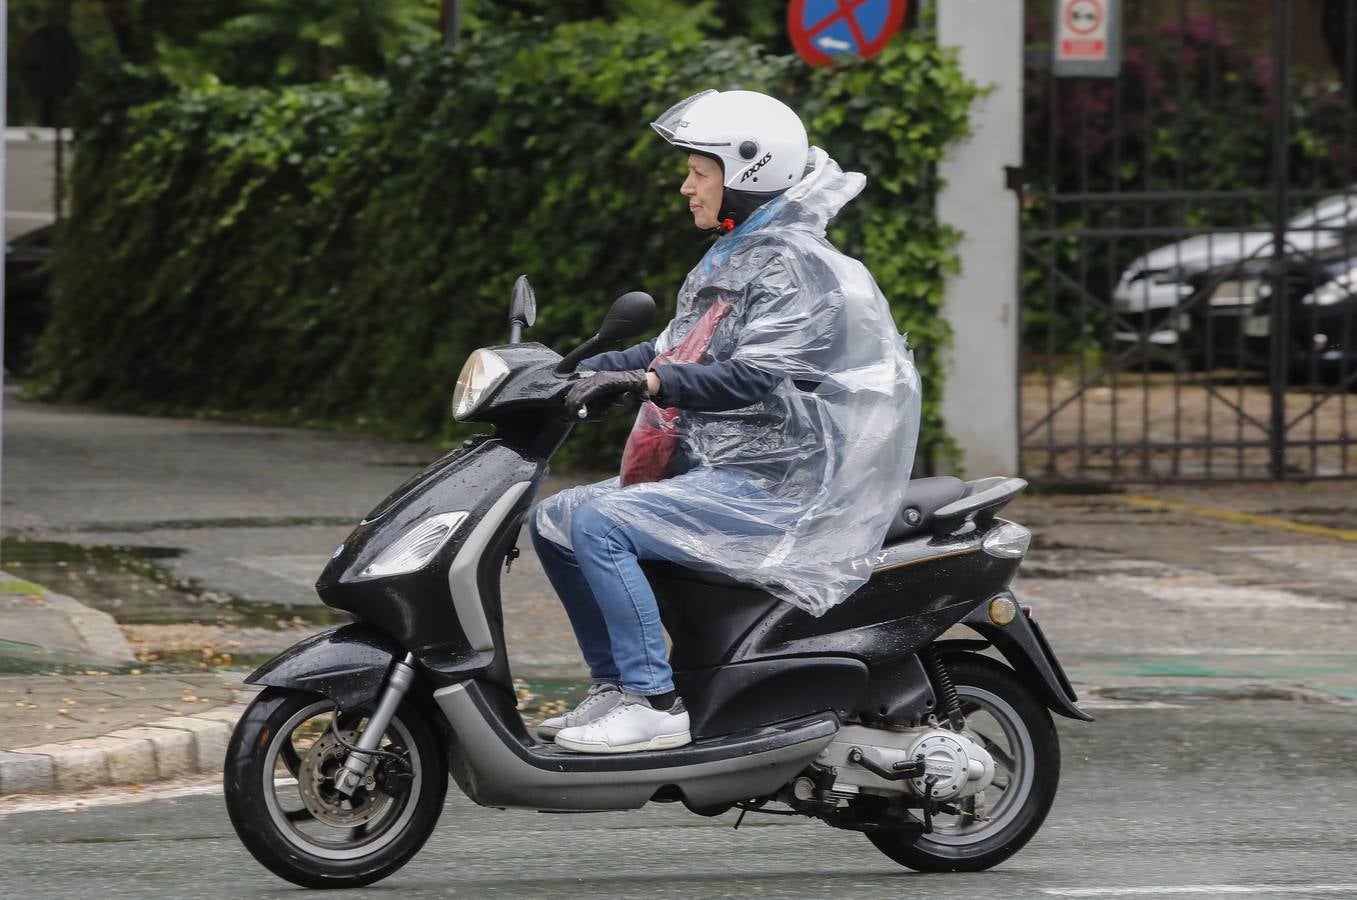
[0,537,342,629]
[56,516,359,535]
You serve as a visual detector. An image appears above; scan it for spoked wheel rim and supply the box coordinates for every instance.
[261,699,424,861]
[912,685,1035,846]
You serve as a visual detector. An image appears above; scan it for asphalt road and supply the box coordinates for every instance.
[3,700,1355,899]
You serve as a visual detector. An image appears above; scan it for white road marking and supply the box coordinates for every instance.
[1097,574,1345,610]
[1095,648,1357,657]
[1042,886,1357,897]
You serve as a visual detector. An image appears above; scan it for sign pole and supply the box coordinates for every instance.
[1,0,8,518]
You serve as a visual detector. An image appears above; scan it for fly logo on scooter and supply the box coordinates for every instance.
[222,275,1091,890]
[850,550,889,571]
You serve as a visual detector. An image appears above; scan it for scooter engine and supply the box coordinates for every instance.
[814,725,996,802]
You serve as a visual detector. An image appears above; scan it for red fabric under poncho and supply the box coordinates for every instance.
[619,298,734,486]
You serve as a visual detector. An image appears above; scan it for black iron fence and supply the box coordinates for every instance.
[1020,0,1357,481]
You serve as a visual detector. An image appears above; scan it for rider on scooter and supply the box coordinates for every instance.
[530,89,922,754]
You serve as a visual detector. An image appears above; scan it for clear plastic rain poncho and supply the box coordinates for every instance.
[535,147,921,615]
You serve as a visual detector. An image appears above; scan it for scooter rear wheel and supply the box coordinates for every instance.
[866,654,1060,872]
[224,687,447,888]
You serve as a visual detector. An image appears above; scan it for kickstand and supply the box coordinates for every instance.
[733,807,747,830]
[922,775,938,834]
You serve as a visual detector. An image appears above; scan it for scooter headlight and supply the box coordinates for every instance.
[982,522,1031,559]
[359,511,469,579]
[452,349,510,421]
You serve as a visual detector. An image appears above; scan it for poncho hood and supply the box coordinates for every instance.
[774,146,865,234]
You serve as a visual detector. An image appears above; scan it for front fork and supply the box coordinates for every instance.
[333,652,418,796]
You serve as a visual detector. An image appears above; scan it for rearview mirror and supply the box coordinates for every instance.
[509,275,536,343]
[510,275,537,328]
[597,291,655,342]
[554,291,656,375]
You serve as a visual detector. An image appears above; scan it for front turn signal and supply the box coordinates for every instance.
[988,595,1018,626]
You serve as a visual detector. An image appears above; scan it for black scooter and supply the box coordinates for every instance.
[223,278,1091,888]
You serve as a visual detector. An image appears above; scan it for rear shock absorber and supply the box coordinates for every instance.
[920,648,966,731]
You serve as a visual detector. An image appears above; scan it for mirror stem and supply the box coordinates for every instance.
[555,334,604,375]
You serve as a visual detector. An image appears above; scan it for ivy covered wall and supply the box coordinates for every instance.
[30,13,978,469]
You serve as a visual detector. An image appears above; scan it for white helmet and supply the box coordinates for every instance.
[652,89,810,229]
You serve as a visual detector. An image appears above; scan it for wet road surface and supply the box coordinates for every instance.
[2,700,1355,899]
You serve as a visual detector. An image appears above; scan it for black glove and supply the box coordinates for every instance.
[564,369,649,418]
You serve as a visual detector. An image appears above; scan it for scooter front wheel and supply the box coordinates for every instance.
[866,654,1060,872]
[224,687,447,888]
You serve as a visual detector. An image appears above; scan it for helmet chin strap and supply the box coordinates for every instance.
[714,188,758,234]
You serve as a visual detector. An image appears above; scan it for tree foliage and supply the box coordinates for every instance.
[31,12,977,470]
[7,0,439,124]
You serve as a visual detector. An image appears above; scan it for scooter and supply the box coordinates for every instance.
[223,277,1092,888]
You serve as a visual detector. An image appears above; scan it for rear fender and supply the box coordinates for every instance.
[245,624,404,710]
[936,597,1093,722]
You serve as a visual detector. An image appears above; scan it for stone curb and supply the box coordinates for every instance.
[0,568,136,664]
[0,691,255,798]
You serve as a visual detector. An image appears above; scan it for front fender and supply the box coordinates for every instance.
[245,624,404,710]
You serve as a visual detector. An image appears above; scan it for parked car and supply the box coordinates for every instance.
[1113,191,1357,348]
[1175,246,1357,379]
[4,224,54,375]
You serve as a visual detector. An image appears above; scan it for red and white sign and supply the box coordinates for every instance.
[1057,0,1108,62]
[788,0,910,68]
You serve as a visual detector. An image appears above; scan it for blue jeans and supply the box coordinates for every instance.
[529,471,779,697]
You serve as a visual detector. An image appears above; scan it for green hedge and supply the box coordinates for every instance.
[31,15,977,470]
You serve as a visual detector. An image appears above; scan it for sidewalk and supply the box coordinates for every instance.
[0,671,251,796]
[3,392,1355,798]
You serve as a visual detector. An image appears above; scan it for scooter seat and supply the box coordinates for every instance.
[883,476,969,542]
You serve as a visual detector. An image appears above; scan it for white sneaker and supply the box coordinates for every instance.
[554,694,691,754]
[535,682,623,741]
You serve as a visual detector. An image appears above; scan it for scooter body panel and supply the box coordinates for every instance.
[678,656,869,739]
[738,538,1021,663]
[434,680,839,811]
[316,439,544,682]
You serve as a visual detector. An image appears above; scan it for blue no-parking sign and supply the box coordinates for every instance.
[788,0,909,66]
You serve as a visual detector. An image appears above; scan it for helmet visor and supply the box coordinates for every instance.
[650,89,717,142]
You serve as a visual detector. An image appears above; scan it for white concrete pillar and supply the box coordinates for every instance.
[935,0,1023,476]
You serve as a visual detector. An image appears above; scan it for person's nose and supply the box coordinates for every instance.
[680,175,696,197]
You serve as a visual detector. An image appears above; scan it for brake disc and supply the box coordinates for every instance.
[296,730,384,827]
